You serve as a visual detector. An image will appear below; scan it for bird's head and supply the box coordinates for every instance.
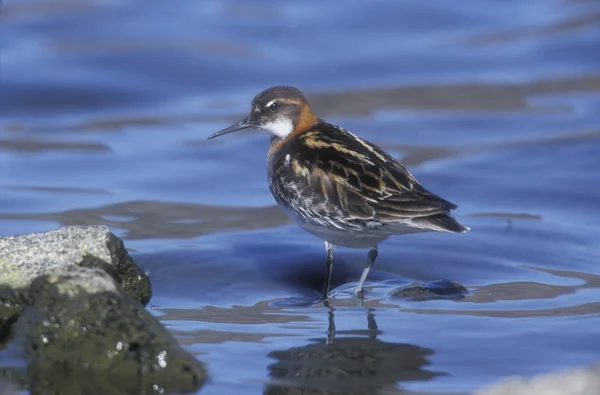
[207,86,318,141]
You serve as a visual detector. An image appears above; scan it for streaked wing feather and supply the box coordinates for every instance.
[289,122,457,223]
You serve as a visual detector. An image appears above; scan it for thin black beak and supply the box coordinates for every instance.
[207,117,252,140]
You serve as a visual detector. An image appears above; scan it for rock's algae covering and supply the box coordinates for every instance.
[0,226,206,394]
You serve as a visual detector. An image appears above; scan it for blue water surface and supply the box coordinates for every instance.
[2,0,600,393]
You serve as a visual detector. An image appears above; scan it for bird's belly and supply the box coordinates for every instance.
[271,201,373,248]
[295,219,391,249]
[280,205,430,248]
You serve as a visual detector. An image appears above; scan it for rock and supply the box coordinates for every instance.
[474,364,600,395]
[391,279,468,301]
[0,226,206,394]
[0,225,151,304]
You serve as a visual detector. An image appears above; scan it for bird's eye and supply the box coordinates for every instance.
[267,102,279,112]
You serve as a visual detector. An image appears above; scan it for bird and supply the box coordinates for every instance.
[208,86,468,299]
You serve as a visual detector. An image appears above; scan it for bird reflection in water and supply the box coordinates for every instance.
[264,303,444,395]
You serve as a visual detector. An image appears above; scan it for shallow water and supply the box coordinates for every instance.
[2,0,600,393]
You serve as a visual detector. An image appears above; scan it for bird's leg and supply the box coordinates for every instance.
[322,242,335,299]
[353,246,378,295]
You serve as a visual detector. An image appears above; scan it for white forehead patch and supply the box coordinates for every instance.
[262,118,293,138]
[285,154,291,165]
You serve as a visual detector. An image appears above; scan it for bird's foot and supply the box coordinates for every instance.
[323,284,366,299]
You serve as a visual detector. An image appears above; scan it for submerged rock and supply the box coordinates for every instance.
[0,226,206,394]
[391,279,469,301]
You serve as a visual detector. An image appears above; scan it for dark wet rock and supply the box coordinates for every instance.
[0,226,206,394]
[391,279,469,301]
[19,277,205,394]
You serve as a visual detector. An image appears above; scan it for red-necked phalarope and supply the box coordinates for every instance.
[208,86,468,299]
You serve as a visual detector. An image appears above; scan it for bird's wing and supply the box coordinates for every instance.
[288,122,458,222]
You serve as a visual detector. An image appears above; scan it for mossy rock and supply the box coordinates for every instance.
[18,274,206,395]
[0,226,205,394]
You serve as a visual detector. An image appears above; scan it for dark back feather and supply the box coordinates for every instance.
[268,121,460,229]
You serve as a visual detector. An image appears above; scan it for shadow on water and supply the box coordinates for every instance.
[264,306,443,395]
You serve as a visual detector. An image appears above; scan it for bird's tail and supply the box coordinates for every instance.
[412,213,470,233]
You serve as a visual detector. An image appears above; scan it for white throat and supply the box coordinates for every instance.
[262,118,293,138]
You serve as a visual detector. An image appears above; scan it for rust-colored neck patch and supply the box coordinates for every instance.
[292,103,318,137]
[268,102,318,155]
